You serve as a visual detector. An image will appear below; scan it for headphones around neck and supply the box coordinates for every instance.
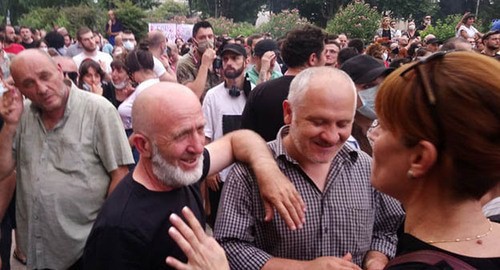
[227,75,252,98]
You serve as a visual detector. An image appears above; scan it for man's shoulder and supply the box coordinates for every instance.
[248,75,293,100]
[205,83,226,98]
[72,86,115,109]
[178,53,195,66]
[96,51,113,61]
[93,175,135,227]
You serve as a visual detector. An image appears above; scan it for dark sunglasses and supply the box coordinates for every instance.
[63,71,78,84]
[399,51,452,149]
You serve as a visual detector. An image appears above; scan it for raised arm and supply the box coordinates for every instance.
[205,129,305,229]
[182,49,216,99]
[0,86,23,181]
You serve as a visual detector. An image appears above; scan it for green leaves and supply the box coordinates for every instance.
[257,9,310,39]
[326,1,381,43]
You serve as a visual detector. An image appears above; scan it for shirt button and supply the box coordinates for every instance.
[34,215,39,220]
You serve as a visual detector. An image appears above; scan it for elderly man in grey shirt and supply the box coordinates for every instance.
[0,49,133,269]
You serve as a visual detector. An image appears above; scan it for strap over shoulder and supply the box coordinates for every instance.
[384,250,477,270]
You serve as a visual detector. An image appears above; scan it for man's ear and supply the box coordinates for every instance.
[307,52,318,67]
[409,140,438,178]
[131,133,152,158]
[283,100,292,125]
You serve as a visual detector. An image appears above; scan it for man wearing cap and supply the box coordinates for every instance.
[425,38,441,53]
[340,54,392,156]
[246,39,283,85]
[202,44,254,227]
[481,30,500,57]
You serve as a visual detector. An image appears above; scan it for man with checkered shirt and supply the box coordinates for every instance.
[214,67,404,270]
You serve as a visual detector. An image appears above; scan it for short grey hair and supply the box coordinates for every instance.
[287,66,355,108]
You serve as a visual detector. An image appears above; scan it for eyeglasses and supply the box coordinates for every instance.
[63,71,78,84]
[399,51,451,148]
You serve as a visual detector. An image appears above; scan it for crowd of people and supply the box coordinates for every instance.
[0,8,499,270]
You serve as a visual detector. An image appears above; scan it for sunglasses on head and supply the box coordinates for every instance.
[399,50,453,149]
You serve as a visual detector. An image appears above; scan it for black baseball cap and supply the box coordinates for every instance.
[340,55,393,84]
[221,44,247,58]
[253,39,279,57]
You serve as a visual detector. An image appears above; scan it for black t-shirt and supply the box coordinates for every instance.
[241,76,294,142]
[382,28,392,40]
[387,233,500,269]
[21,40,40,49]
[83,149,210,270]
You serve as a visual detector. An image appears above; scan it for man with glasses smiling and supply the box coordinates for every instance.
[73,27,113,74]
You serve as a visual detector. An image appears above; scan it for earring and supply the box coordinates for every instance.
[407,170,416,179]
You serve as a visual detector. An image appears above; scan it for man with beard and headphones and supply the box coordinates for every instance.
[83,82,304,270]
[201,44,254,227]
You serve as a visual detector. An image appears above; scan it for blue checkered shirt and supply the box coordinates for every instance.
[214,126,404,269]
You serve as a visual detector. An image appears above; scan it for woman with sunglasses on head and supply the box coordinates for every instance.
[78,59,118,107]
[370,51,500,269]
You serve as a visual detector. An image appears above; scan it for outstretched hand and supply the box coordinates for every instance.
[166,207,229,270]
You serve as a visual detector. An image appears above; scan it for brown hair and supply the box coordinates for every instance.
[376,51,500,199]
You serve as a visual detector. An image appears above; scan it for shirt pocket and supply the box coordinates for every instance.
[51,140,85,174]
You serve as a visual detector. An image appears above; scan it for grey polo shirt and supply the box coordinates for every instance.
[14,82,134,269]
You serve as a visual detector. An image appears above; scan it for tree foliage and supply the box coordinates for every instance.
[17,4,105,34]
[366,0,438,20]
[98,0,160,10]
[190,0,265,23]
[147,0,190,22]
[420,14,462,42]
[257,9,310,39]
[326,1,381,43]
[113,0,148,40]
[205,17,256,37]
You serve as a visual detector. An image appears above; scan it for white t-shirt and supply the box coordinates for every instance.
[457,25,479,39]
[153,56,167,78]
[73,51,113,73]
[118,78,160,129]
[202,82,253,181]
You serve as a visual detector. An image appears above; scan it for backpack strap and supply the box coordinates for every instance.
[385,250,477,270]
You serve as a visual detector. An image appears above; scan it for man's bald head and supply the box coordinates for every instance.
[52,56,78,72]
[11,49,58,84]
[148,30,167,50]
[132,82,201,136]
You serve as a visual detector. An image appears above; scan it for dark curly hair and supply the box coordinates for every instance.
[281,25,326,68]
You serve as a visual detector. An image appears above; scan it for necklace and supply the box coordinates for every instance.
[425,220,493,244]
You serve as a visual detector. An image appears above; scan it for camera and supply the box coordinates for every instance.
[213,56,222,70]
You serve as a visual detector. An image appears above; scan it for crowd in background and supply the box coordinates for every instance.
[0,8,499,270]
